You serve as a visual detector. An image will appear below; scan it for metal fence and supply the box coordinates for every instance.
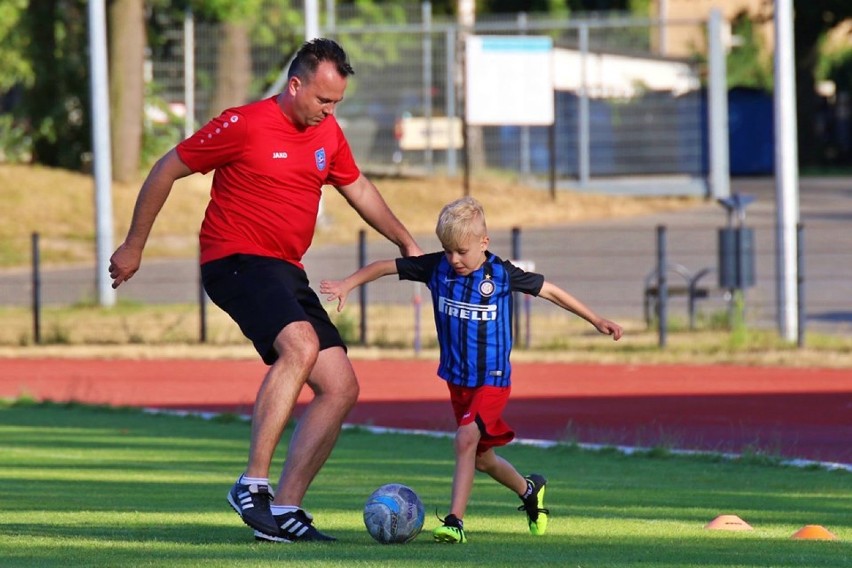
[2,200,851,348]
[148,3,714,195]
[4,5,847,349]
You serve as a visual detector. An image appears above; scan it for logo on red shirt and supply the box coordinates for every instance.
[315,148,326,171]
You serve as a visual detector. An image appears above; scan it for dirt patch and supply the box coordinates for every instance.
[1,164,703,266]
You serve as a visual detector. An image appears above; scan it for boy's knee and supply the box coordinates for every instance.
[455,424,480,454]
[474,450,495,472]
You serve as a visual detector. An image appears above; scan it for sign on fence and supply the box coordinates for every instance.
[465,36,554,126]
[398,116,463,151]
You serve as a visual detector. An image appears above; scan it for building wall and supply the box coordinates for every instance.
[652,0,774,57]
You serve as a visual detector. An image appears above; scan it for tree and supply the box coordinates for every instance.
[190,0,265,120]
[793,0,852,166]
[0,0,31,94]
[109,0,145,182]
[20,0,90,170]
[727,10,773,91]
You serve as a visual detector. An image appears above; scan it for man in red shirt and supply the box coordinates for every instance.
[109,39,421,543]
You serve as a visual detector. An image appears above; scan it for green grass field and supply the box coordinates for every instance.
[0,401,848,567]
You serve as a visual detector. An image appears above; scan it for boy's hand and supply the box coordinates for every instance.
[596,318,623,341]
[320,279,349,312]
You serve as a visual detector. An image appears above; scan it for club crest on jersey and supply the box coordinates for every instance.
[478,279,495,297]
[315,148,327,171]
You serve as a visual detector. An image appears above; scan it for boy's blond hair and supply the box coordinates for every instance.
[435,196,488,249]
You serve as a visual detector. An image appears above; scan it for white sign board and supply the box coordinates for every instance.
[466,36,554,126]
[399,116,463,151]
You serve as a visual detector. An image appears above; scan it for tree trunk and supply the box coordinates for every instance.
[456,0,486,193]
[208,21,252,118]
[108,0,145,182]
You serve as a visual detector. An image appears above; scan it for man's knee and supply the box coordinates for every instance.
[272,321,320,372]
[310,347,360,407]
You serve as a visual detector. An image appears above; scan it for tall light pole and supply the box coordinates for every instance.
[773,0,800,342]
[305,0,319,40]
[88,0,115,306]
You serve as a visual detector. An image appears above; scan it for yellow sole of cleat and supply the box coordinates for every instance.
[433,529,466,544]
[529,515,548,536]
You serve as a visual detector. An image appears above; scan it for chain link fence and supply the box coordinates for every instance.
[2,208,851,348]
[147,3,712,192]
[5,4,847,349]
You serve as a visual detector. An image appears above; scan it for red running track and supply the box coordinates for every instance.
[1,358,850,466]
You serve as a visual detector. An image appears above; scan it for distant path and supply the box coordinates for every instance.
[2,358,849,466]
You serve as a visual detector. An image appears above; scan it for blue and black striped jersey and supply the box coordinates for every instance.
[396,251,544,388]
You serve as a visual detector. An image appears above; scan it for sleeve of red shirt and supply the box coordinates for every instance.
[325,119,361,187]
[175,108,248,174]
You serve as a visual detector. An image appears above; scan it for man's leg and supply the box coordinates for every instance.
[245,321,319,478]
[273,345,359,506]
[228,320,318,535]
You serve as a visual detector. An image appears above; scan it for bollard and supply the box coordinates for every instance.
[358,229,367,346]
[198,249,207,343]
[511,227,521,343]
[31,232,41,345]
[656,225,668,348]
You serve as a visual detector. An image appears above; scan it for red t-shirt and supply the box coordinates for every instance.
[176,96,361,267]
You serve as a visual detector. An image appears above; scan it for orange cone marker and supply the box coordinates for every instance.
[704,515,753,531]
[791,525,837,540]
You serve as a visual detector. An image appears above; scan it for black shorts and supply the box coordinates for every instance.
[201,254,345,365]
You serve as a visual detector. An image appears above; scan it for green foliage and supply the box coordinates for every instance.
[140,83,184,170]
[188,0,266,22]
[628,0,651,17]
[726,12,772,91]
[330,308,359,344]
[0,0,32,92]
[485,0,570,13]
[0,114,30,163]
[18,0,91,170]
[334,1,414,73]
[817,37,852,93]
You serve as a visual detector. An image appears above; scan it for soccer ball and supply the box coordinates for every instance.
[363,483,425,544]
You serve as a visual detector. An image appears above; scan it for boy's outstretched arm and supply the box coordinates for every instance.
[320,259,399,312]
[538,281,623,340]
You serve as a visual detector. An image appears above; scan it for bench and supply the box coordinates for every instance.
[643,263,715,330]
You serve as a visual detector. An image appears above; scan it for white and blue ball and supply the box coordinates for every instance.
[363,483,425,544]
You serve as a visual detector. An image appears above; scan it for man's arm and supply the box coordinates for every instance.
[335,174,422,257]
[108,148,193,289]
[320,259,399,312]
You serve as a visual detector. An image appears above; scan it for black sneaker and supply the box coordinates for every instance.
[254,509,337,543]
[517,474,549,535]
[226,477,278,535]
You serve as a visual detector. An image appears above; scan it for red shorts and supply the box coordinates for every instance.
[447,383,515,455]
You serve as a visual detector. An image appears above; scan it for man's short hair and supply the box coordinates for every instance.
[288,38,355,81]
